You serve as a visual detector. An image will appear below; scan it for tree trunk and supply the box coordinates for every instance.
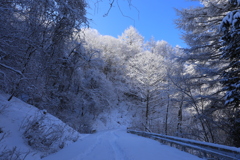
[165,83,170,135]
[145,91,150,131]
[177,94,184,137]
[8,47,36,101]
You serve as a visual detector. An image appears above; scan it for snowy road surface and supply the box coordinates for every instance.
[43,130,203,160]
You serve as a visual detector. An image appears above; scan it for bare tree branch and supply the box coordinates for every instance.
[0,63,24,77]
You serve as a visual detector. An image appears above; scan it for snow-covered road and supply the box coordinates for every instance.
[43,130,203,160]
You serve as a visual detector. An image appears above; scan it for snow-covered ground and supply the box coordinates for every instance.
[0,92,203,160]
[43,130,203,160]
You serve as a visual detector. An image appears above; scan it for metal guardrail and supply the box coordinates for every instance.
[127,130,240,160]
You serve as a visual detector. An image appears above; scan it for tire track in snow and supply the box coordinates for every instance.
[72,131,111,160]
[109,130,129,160]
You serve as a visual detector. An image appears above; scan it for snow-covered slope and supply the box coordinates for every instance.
[0,93,80,160]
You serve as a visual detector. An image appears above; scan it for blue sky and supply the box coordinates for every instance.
[87,0,202,48]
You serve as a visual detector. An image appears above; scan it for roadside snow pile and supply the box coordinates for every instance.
[0,92,80,160]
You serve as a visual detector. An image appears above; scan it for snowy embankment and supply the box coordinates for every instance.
[0,93,80,159]
[0,92,203,160]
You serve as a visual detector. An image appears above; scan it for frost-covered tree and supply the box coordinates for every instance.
[219,0,240,147]
[147,40,177,134]
[75,28,142,131]
[175,0,233,85]
[220,1,240,109]
[175,0,237,144]
[0,0,91,131]
[119,26,144,47]
[78,28,131,95]
[126,50,166,131]
[0,0,88,101]
[118,26,144,59]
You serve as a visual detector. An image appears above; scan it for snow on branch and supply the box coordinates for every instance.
[220,9,240,33]
[222,0,240,32]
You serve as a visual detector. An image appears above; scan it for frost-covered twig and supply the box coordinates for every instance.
[0,63,24,77]
[0,146,33,160]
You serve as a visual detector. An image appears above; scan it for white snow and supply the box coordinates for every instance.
[220,9,240,32]
[135,131,240,153]
[43,130,203,160]
[0,92,203,160]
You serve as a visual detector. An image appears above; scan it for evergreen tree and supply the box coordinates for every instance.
[174,0,238,144]
[220,0,240,146]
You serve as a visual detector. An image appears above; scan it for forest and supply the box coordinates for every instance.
[0,0,239,148]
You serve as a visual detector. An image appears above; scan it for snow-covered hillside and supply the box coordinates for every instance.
[0,93,80,159]
[0,92,204,160]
